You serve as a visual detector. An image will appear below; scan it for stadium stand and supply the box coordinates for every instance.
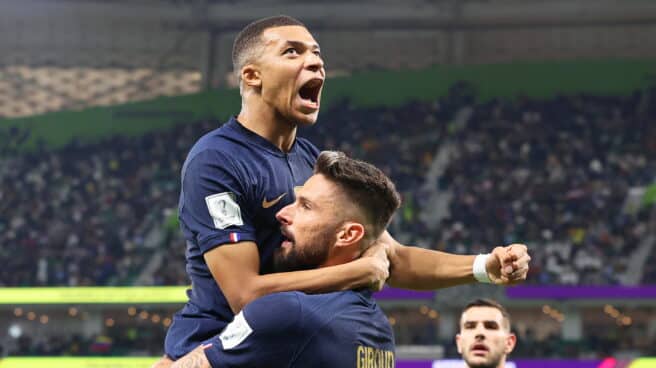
[439,90,656,285]
[0,120,213,286]
[2,86,656,288]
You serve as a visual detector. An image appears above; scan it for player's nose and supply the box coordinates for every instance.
[276,204,293,225]
[305,52,324,73]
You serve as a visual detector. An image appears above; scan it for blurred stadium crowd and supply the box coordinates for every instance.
[440,90,656,285]
[2,84,656,358]
[2,84,655,287]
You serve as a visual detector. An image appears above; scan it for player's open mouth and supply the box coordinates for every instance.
[281,228,295,249]
[297,78,323,109]
[470,343,489,355]
[282,239,293,249]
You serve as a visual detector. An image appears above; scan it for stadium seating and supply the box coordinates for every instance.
[439,91,656,285]
[2,87,655,288]
[3,85,656,359]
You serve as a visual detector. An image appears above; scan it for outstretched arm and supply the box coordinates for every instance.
[205,240,388,314]
[381,231,530,290]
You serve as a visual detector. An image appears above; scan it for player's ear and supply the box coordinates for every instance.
[505,333,517,354]
[455,334,462,354]
[335,222,365,248]
[241,64,262,89]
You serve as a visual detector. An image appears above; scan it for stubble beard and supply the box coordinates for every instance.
[273,227,335,272]
[464,351,505,368]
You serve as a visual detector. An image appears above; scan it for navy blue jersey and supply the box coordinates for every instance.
[165,117,320,359]
[204,290,395,368]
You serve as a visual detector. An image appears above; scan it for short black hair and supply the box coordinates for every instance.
[232,15,306,79]
[461,298,512,330]
[314,151,401,247]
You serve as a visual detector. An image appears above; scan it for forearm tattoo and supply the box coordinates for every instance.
[171,348,210,368]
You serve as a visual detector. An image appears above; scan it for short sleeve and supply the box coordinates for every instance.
[204,292,302,368]
[180,149,257,253]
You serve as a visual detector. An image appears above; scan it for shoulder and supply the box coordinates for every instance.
[182,125,259,181]
[289,291,364,323]
[295,136,321,158]
[185,126,238,166]
[242,292,304,331]
[242,292,356,336]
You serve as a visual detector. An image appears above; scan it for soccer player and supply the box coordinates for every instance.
[171,151,399,368]
[456,299,517,368]
[156,15,530,366]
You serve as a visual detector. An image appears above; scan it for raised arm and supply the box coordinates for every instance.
[204,240,387,313]
[380,231,530,290]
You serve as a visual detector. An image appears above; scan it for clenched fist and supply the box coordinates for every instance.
[486,244,531,285]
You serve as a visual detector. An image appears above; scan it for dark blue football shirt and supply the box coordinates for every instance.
[204,290,395,368]
[165,117,320,359]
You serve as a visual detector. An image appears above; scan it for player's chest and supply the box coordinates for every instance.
[251,155,314,222]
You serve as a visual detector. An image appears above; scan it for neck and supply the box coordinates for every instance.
[319,247,360,269]
[237,95,297,152]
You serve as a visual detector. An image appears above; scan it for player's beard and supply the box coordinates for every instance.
[273,226,335,272]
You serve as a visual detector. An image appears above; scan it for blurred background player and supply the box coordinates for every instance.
[171,151,399,368]
[161,14,530,365]
[456,299,517,368]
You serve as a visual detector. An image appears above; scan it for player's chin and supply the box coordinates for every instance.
[293,111,319,126]
[465,354,492,367]
[290,101,320,125]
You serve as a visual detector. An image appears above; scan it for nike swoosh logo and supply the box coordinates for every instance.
[262,193,287,209]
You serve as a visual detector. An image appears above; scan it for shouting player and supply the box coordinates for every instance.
[156,15,531,366]
[456,299,517,368]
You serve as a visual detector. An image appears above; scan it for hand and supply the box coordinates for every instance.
[486,243,531,285]
[361,241,390,291]
[376,230,399,259]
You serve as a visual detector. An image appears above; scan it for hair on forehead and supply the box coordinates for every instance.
[232,15,306,77]
[461,298,512,330]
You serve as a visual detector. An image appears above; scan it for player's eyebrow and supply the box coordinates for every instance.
[463,320,501,330]
[483,321,500,329]
[463,321,477,328]
[297,194,317,208]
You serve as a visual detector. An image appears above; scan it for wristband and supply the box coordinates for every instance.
[473,254,491,283]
